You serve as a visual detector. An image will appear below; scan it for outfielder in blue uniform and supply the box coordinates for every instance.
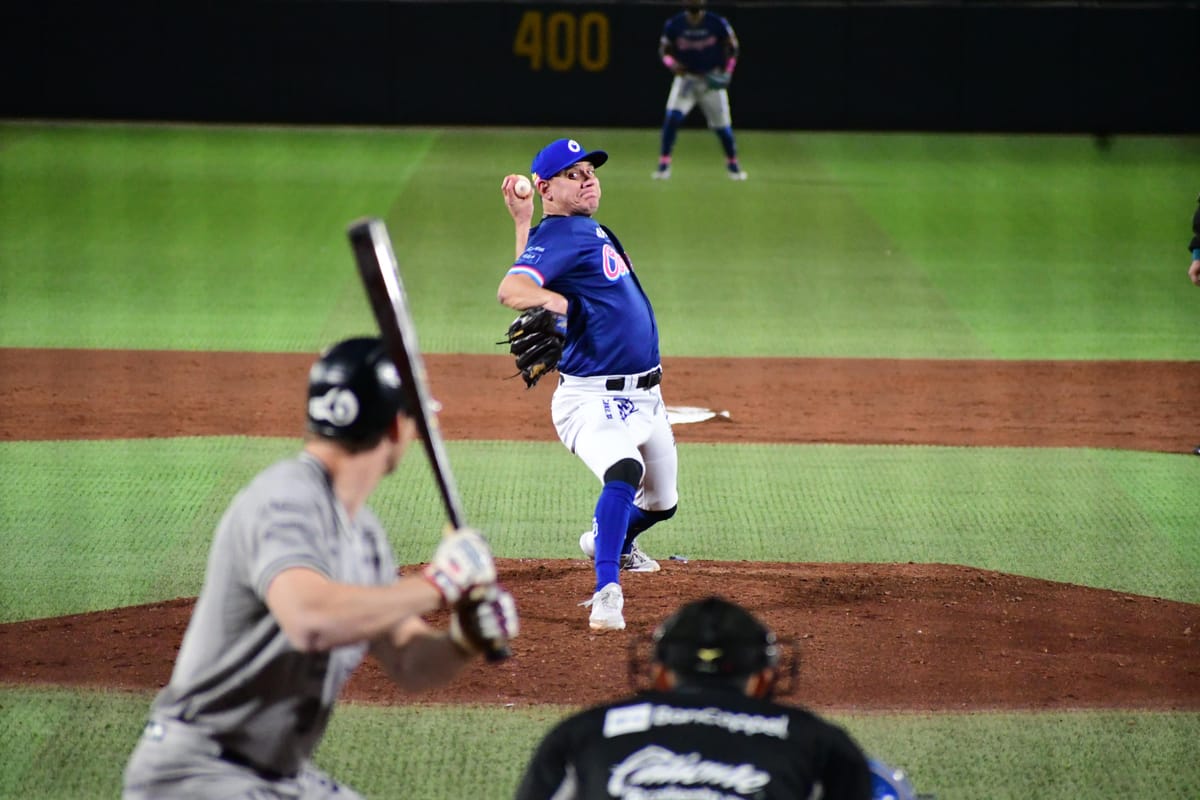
[499,138,680,632]
[655,0,746,180]
[1188,192,1200,287]
[1188,194,1199,456]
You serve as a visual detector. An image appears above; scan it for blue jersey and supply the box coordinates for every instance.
[662,11,734,74]
[509,216,660,377]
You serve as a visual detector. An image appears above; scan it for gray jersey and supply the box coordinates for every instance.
[150,452,397,777]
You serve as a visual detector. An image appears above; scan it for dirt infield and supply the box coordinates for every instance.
[1,349,1197,711]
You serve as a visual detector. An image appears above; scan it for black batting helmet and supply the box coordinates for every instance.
[306,337,407,442]
[653,596,779,679]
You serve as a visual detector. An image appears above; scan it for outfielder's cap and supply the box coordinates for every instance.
[306,336,408,442]
[530,138,608,181]
[653,596,779,679]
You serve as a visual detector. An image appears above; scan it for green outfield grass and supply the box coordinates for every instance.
[1,122,1197,799]
[2,438,1197,623]
[1,124,1197,358]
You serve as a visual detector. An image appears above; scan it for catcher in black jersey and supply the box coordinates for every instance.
[514,596,873,800]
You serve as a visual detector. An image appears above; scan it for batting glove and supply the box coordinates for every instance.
[423,528,497,606]
[450,583,519,659]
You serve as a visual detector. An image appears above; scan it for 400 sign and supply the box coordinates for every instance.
[513,10,610,72]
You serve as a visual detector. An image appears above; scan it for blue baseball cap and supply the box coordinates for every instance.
[530,138,608,180]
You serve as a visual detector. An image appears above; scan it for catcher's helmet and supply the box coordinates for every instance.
[653,596,779,679]
[868,757,917,800]
[306,337,407,442]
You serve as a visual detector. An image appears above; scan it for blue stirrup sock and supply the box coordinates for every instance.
[593,480,635,591]
[716,126,737,159]
[660,110,684,156]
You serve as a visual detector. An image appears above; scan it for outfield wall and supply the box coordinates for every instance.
[3,1,1195,133]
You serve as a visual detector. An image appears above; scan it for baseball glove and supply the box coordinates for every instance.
[705,70,732,90]
[500,307,566,388]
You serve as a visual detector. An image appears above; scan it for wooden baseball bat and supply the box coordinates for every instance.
[347,217,465,528]
[346,217,510,661]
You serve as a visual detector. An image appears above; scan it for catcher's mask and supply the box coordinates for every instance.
[628,596,797,697]
[306,337,408,443]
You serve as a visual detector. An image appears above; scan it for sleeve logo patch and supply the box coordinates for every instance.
[517,246,544,265]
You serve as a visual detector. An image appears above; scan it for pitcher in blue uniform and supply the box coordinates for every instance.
[498,137,680,632]
[654,0,746,180]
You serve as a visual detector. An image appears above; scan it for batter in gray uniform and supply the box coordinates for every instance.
[122,337,519,799]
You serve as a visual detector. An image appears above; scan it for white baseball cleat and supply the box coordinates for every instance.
[652,166,671,180]
[622,541,661,573]
[727,169,748,181]
[581,582,626,631]
[579,530,661,572]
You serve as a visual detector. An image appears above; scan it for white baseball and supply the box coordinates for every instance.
[513,176,532,198]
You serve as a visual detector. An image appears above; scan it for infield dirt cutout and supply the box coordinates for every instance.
[1,349,1197,711]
